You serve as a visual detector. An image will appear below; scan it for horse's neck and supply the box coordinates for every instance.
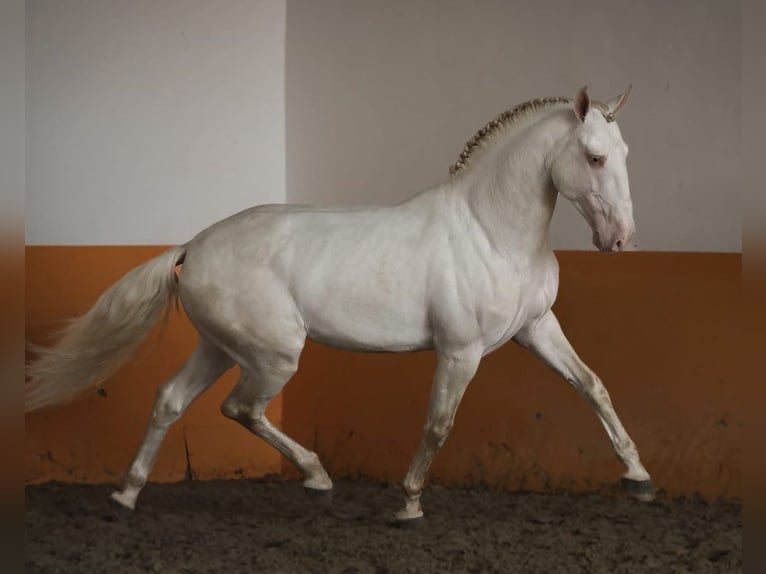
[456,111,571,256]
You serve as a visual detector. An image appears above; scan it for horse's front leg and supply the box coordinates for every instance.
[514,311,654,500]
[397,345,482,525]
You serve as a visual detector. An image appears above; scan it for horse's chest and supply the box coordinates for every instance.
[480,262,559,352]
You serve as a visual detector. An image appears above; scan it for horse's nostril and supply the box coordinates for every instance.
[613,239,623,252]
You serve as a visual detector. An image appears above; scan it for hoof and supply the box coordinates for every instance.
[395,515,425,530]
[304,486,333,505]
[621,477,655,502]
[109,491,136,511]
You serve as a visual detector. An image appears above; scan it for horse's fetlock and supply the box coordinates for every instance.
[402,476,421,498]
[304,451,321,467]
[617,437,637,454]
[298,451,323,472]
[123,471,147,489]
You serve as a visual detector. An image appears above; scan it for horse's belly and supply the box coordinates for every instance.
[307,327,432,353]
[302,298,432,352]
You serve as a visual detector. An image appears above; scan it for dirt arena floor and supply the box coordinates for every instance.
[26,477,741,573]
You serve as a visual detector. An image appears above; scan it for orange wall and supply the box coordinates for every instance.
[26,248,742,500]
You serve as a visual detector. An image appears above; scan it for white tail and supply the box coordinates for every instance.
[25,245,188,413]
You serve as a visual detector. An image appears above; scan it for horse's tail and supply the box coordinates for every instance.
[25,245,188,413]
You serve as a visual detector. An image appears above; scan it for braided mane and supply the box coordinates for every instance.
[449,97,571,176]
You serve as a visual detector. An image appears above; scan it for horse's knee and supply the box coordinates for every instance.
[591,380,611,403]
[152,383,185,425]
[425,416,453,448]
[579,374,612,405]
[567,368,606,398]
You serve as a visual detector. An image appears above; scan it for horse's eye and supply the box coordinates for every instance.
[588,154,605,168]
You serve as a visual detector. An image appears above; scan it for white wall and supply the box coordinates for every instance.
[0,0,25,234]
[286,0,741,252]
[25,1,741,252]
[26,0,286,245]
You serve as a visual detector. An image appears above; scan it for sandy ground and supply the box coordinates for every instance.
[26,477,741,573]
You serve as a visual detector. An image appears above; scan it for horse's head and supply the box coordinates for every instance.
[550,86,634,253]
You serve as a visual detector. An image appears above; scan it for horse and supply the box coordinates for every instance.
[26,86,653,525]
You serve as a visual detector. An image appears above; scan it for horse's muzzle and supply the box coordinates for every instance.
[593,223,634,253]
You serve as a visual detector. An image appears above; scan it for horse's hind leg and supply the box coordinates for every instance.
[110,338,233,509]
[221,350,332,493]
[514,311,653,499]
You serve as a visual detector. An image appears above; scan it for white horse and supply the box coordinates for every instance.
[26,86,653,524]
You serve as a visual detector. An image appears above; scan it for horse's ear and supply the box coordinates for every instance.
[574,86,590,122]
[605,84,632,121]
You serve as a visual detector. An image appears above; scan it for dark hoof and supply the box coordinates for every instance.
[395,515,425,530]
[106,496,135,520]
[621,478,655,501]
[304,486,333,505]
